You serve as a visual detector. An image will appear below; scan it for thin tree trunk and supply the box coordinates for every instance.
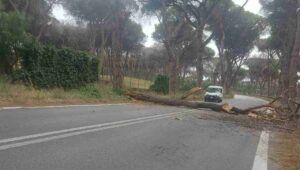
[164,41,177,95]
[196,52,204,87]
[196,27,205,87]
[111,31,124,89]
[288,0,300,99]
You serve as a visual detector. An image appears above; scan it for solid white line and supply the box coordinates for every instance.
[0,115,174,151]
[252,131,269,170]
[0,103,132,110]
[0,110,194,145]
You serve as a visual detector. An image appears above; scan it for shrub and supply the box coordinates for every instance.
[0,12,27,75]
[113,88,126,96]
[179,79,197,91]
[79,84,102,99]
[150,75,169,94]
[16,41,98,89]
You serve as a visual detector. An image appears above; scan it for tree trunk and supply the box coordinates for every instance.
[111,30,124,89]
[126,92,261,115]
[196,52,204,87]
[160,3,178,96]
[99,26,107,77]
[288,1,300,99]
[88,23,97,54]
[196,28,205,87]
[164,41,177,95]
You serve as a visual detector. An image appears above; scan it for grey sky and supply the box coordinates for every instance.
[52,0,262,48]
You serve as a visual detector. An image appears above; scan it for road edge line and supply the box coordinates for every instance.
[252,131,269,170]
[0,103,132,110]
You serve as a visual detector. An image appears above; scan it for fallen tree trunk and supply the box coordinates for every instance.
[127,92,245,114]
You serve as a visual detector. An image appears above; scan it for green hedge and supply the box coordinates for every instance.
[150,75,169,94]
[16,41,98,88]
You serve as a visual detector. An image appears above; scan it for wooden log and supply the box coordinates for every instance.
[127,92,248,114]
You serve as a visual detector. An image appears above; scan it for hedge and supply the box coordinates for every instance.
[150,75,169,94]
[15,41,98,89]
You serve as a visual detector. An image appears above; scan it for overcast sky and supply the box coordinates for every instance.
[52,0,262,48]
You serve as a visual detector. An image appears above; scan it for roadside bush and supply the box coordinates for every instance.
[150,75,169,94]
[79,84,102,99]
[179,79,197,91]
[113,88,126,96]
[16,41,98,89]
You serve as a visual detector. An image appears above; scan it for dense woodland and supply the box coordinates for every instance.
[0,0,300,104]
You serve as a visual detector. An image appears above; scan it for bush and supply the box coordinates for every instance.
[179,79,197,91]
[16,41,98,89]
[113,88,126,96]
[150,75,169,94]
[0,12,27,75]
[79,84,102,99]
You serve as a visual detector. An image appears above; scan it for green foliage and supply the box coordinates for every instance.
[179,79,197,91]
[220,7,261,57]
[0,12,27,74]
[123,20,145,52]
[79,84,102,99]
[16,41,99,89]
[150,75,169,94]
[261,0,297,54]
[113,88,126,96]
[202,80,213,89]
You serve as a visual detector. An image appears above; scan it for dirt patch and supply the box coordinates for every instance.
[269,127,300,170]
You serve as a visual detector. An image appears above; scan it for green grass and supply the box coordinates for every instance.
[100,75,152,90]
[0,76,129,107]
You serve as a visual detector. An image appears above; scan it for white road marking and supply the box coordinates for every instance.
[0,110,194,149]
[0,115,175,151]
[0,103,132,110]
[252,131,269,170]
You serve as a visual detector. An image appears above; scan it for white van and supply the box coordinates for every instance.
[204,86,223,103]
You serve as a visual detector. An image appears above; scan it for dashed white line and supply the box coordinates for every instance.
[252,131,269,170]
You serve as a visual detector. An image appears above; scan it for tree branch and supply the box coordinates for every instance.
[9,0,19,12]
[202,32,215,47]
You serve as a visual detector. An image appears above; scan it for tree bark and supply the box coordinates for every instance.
[195,25,206,87]
[164,40,177,95]
[111,30,124,89]
[288,1,300,99]
[127,92,249,115]
[196,51,204,87]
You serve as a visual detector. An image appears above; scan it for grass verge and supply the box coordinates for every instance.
[0,77,129,107]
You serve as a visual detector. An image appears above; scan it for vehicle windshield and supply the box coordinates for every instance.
[207,88,222,93]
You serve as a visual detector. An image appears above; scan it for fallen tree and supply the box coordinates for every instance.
[128,91,245,114]
[127,92,300,120]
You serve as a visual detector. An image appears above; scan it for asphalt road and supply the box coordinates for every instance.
[0,95,268,170]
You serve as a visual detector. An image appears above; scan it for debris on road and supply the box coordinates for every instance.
[127,92,299,129]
